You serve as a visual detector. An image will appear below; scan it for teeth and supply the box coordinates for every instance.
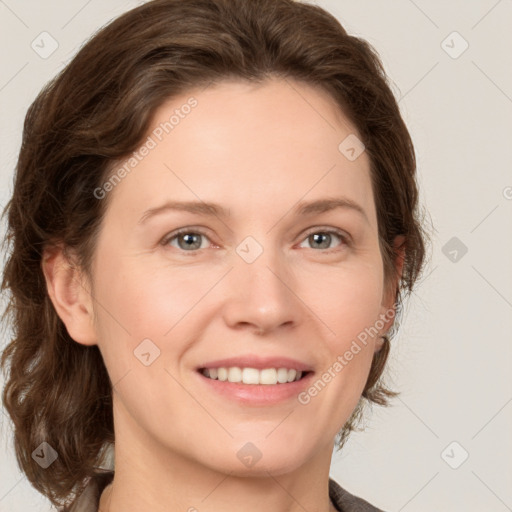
[228,367,242,383]
[201,367,305,385]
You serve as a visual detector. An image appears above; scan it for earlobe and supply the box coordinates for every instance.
[373,334,386,354]
[41,245,98,346]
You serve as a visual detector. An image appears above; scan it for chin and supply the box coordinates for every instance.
[215,456,307,479]
[205,437,310,477]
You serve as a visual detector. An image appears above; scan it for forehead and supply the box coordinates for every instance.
[104,77,376,228]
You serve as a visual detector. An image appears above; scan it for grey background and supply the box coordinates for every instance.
[1,1,511,511]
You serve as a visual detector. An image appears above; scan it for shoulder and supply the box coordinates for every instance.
[329,477,387,512]
[66,471,114,512]
[68,473,383,512]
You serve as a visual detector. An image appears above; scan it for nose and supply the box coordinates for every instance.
[221,243,301,336]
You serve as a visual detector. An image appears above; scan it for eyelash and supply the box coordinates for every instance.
[160,227,351,254]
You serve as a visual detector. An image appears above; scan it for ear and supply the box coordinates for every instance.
[41,245,98,346]
[374,235,406,353]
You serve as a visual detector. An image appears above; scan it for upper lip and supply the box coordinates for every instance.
[197,355,314,372]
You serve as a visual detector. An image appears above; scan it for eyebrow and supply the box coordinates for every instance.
[137,197,368,224]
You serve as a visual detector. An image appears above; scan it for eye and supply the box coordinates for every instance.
[161,228,211,252]
[160,227,351,254]
[298,228,350,252]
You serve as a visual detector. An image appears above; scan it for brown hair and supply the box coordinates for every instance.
[1,0,428,508]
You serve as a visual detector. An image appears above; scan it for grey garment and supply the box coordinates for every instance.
[329,478,386,512]
[66,472,385,512]
[66,472,113,512]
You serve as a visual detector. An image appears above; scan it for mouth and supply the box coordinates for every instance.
[198,367,312,385]
[196,366,315,405]
[194,356,315,404]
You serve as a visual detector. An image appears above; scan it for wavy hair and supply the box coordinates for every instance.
[1,0,429,508]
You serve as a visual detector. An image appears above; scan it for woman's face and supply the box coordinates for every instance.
[84,78,399,476]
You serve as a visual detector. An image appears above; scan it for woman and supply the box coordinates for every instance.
[0,0,427,511]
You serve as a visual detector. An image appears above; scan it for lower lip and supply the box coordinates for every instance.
[196,370,314,406]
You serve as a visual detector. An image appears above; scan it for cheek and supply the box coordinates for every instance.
[303,269,382,429]
[306,258,385,347]
[306,260,384,405]
[91,259,210,366]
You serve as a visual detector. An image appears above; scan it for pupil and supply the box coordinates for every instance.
[312,233,330,249]
[180,233,201,250]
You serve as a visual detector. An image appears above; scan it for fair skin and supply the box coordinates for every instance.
[43,77,404,512]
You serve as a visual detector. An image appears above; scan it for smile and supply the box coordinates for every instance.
[199,367,309,385]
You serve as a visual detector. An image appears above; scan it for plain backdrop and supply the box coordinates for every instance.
[1,1,511,511]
